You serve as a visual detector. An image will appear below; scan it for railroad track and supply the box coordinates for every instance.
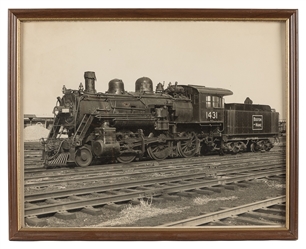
[25,162,285,201]
[24,162,285,226]
[24,151,285,193]
[23,144,286,171]
[24,157,285,190]
[159,195,286,227]
[24,149,285,179]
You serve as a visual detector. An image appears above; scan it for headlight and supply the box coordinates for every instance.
[61,108,70,113]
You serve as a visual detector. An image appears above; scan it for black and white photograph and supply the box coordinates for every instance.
[21,18,288,228]
[7,8,299,241]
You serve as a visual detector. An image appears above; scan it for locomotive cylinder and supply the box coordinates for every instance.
[84,71,97,94]
[92,140,120,157]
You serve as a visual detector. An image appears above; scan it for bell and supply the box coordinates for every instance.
[155,82,164,93]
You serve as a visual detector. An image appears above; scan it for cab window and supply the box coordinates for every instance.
[206,95,223,108]
[206,96,211,107]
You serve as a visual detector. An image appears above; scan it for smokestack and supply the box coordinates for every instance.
[84,71,96,94]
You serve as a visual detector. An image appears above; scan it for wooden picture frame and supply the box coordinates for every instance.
[8,9,298,241]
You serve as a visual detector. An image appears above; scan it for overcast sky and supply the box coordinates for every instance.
[21,20,287,119]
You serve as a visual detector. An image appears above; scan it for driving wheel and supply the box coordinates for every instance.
[177,132,199,158]
[147,134,170,160]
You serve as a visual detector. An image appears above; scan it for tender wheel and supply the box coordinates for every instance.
[75,146,92,167]
[147,134,170,160]
[177,132,199,158]
[250,143,259,153]
[264,140,273,151]
[232,143,240,154]
[117,154,136,163]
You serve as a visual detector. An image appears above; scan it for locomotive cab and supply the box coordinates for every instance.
[203,95,224,121]
[180,85,233,125]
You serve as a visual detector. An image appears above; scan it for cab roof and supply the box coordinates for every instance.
[183,84,233,96]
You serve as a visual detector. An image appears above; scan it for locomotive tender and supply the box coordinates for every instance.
[42,71,279,167]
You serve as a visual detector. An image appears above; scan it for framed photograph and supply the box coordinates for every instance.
[8,9,298,240]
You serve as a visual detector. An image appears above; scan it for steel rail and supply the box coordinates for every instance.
[24,168,285,216]
[23,151,283,173]
[25,159,285,191]
[24,148,285,172]
[24,156,285,187]
[158,195,286,227]
[25,151,285,174]
[25,163,285,202]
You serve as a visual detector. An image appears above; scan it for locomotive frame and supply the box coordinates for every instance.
[8,9,298,241]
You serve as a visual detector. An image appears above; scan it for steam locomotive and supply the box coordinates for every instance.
[42,71,279,167]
